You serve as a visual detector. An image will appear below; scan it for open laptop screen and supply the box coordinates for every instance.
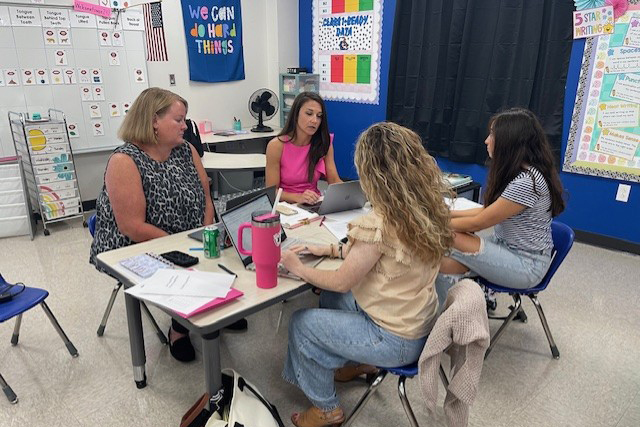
[220,193,273,264]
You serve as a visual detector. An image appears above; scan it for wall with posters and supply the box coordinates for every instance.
[0,0,298,201]
[312,0,383,104]
[0,3,149,156]
[300,1,640,245]
[565,13,640,183]
[300,0,395,178]
[146,0,296,132]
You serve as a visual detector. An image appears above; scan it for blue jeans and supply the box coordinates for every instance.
[283,291,427,410]
[435,234,552,307]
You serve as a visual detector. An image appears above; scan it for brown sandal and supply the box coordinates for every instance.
[291,406,345,427]
[334,364,379,383]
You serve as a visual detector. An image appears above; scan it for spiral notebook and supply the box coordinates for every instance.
[119,253,174,278]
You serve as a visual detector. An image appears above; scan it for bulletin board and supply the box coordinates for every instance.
[0,2,149,156]
[564,10,640,183]
[312,0,383,104]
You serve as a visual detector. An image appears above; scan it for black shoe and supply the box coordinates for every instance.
[224,318,248,332]
[169,328,195,362]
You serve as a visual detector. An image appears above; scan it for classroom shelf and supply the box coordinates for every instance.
[0,158,34,239]
[279,73,320,127]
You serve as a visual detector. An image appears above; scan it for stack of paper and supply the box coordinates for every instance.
[125,270,239,318]
[278,202,319,228]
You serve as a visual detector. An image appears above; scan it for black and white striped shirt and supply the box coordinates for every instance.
[494,167,553,251]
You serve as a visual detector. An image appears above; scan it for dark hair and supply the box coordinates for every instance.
[278,92,331,182]
[483,108,565,217]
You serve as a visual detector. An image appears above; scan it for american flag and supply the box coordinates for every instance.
[143,2,168,61]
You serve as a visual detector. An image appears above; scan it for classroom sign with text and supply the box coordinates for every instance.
[573,6,614,39]
[565,10,640,183]
[180,0,244,82]
[312,0,382,104]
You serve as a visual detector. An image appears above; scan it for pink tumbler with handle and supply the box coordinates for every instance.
[237,211,281,289]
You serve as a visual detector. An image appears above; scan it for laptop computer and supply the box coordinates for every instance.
[189,187,277,242]
[226,186,277,210]
[220,193,323,279]
[301,180,367,215]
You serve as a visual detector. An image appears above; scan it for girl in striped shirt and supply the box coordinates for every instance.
[436,108,565,307]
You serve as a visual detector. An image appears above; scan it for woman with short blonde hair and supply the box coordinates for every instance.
[118,88,188,146]
[90,87,214,363]
[280,122,453,427]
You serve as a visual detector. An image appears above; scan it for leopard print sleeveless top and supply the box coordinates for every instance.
[90,142,205,269]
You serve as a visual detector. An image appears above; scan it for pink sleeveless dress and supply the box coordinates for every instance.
[279,134,333,195]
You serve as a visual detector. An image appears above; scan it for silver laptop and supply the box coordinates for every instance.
[301,180,367,215]
[220,193,322,279]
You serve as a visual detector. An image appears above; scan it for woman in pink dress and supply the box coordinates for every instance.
[266,92,342,204]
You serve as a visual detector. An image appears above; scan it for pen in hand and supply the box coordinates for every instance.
[218,263,237,277]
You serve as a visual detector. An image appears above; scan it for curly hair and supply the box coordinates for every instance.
[355,122,454,264]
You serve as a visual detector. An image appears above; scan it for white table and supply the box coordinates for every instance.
[96,223,341,396]
[200,127,281,145]
[201,152,266,170]
[201,152,267,198]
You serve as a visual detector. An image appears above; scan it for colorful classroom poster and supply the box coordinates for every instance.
[573,6,614,39]
[565,10,640,183]
[312,0,382,104]
[180,0,245,83]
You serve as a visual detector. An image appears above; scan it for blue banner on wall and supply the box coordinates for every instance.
[180,0,245,83]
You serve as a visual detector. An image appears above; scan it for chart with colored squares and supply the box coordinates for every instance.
[565,10,640,183]
[312,0,382,104]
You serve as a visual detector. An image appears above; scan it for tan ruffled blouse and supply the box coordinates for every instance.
[347,211,439,340]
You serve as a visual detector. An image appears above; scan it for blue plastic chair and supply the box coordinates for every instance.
[0,274,78,404]
[480,221,575,360]
[342,363,449,427]
[88,214,167,344]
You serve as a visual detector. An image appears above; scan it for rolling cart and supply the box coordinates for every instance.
[9,109,87,235]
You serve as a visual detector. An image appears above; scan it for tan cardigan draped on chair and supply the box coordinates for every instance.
[418,279,490,427]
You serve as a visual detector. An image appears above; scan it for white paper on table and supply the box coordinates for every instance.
[126,269,234,298]
[444,197,483,211]
[323,222,349,241]
[128,292,212,316]
[322,207,370,240]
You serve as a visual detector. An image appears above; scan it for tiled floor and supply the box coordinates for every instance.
[1,219,639,426]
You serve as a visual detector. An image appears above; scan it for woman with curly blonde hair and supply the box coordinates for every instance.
[280,122,453,427]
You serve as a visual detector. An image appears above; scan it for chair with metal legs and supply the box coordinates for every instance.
[343,364,449,427]
[0,274,79,404]
[480,221,574,359]
[0,371,17,404]
[88,214,167,344]
[344,279,489,427]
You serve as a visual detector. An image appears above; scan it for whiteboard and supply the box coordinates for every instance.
[0,2,149,155]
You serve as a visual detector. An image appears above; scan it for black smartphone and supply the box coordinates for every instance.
[160,250,199,267]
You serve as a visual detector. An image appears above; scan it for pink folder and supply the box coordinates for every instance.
[175,288,244,318]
